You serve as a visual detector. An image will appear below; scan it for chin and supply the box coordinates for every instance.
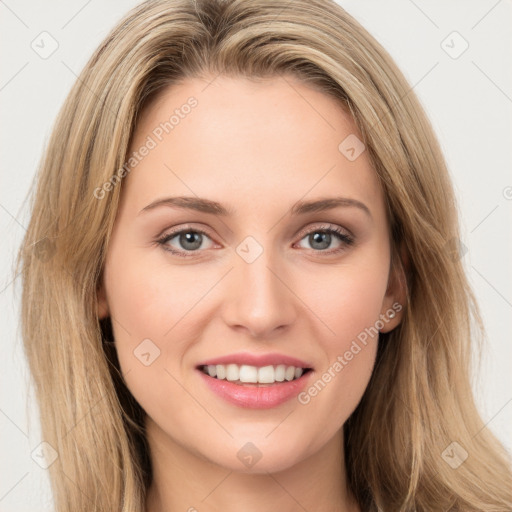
[198,437,312,475]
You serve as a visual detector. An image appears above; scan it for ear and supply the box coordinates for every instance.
[97,272,110,319]
[379,245,408,333]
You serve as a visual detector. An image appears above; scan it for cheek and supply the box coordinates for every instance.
[102,245,198,394]
[293,282,384,438]
[104,243,210,341]
[294,255,389,411]
[301,258,390,349]
[103,230,389,436]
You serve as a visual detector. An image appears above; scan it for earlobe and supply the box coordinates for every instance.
[379,299,404,333]
[379,249,408,333]
[97,279,110,319]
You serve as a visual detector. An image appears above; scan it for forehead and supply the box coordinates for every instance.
[120,75,385,221]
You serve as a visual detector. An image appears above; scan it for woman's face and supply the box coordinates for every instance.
[98,75,404,473]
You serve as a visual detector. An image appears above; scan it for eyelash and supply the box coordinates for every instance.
[155,223,354,258]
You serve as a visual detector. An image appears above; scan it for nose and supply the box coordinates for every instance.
[221,248,297,339]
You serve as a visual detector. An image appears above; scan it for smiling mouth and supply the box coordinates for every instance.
[198,364,313,386]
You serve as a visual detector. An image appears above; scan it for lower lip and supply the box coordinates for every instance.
[197,369,313,409]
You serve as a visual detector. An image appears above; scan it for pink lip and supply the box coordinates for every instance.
[196,352,313,369]
[197,369,313,409]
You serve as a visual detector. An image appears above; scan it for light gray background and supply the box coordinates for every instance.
[1,1,511,510]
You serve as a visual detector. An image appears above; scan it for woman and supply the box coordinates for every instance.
[17,0,512,510]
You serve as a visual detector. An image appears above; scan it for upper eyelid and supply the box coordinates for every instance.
[296,223,352,238]
[159,223,352,246]
[158,224,224,245]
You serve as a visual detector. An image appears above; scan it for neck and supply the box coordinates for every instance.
[144,417,359,512]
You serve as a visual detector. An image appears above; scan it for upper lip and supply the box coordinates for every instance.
[196,352,313,369]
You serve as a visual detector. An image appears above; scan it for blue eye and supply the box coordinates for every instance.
[156,223,354,258]
[157,229,214,256]
[296,225,354,253]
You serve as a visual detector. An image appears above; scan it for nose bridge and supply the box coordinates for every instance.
[223,241,296,337]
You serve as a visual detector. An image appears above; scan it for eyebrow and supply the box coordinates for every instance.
[138,195,371,218]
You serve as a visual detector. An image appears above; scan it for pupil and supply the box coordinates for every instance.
[310,232,330,250]
[180,232,202,250]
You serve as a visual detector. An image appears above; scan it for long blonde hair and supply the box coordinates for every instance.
[17,0,512,510]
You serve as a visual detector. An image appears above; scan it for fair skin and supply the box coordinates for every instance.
[98,74,405,512]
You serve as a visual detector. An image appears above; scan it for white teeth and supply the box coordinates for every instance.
[274,364,286,382]
[257,365,275,384]
[226,364,239,381]
[285,366,295,381]
[202,364,307,384]
[216,364,226,380]
[239,365,258,383]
